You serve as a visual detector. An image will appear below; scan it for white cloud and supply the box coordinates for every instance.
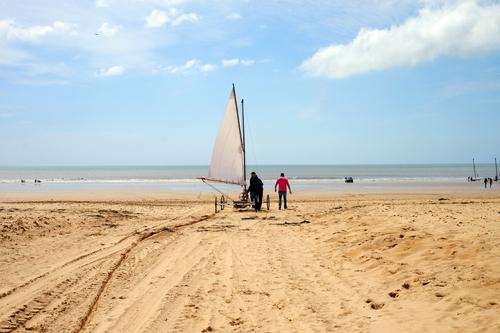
[222,58,239,67]
[222,58,256,67]
[300,1,500,79]
[146,9,169,28]
[98,23,120,37]
[161,59,216,74]
[163,0,189,5]
[0,19,77,42]
[95,0,110,8]
[226,13,242,21]
[199,63,216,72]
[96,65,125,77]
[145,8,199,28]
[240,59,256,66]
[0,19,77,65]
[171,13,199,26]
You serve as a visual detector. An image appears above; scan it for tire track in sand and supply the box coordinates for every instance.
[0,206,211,333]
[77,209,213,332]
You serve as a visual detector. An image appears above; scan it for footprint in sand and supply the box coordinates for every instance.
[370,302,385,310]
[366,298,385,309]
[229,317,244,326]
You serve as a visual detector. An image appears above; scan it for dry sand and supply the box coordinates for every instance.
[0,191,499,332]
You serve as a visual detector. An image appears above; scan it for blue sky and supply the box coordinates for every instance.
[0,0,499,166]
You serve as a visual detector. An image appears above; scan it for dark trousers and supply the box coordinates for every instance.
[252,191,263,211]
[278,191,287,209]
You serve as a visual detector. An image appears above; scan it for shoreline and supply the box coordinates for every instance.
[1,179,498,196]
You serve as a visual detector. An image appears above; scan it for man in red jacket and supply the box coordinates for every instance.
[274,173,292,209]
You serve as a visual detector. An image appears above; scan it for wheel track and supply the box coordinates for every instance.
[162,251,219,333]
[0,260,107,333]
[0,205,200,302]
[77,208,214,332]
[87,231,214,333]
[0,206,212,333]
[146,228,255,333]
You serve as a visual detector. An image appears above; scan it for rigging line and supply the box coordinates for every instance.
[243,100,259,168]
[201,178,237,203]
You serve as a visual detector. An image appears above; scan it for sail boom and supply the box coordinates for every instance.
[199,177,245,186]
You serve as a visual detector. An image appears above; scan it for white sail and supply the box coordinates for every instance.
[207,86,245,186]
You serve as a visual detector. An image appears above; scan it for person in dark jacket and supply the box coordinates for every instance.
[247,171,263,211]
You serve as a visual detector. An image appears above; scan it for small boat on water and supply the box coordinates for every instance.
[469,158,479,181]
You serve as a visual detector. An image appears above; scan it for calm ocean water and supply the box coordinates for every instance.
[0,164,497,192]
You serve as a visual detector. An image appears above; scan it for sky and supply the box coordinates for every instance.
[0,0,499,166]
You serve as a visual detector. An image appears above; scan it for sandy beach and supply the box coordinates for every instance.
[0,190,499,332]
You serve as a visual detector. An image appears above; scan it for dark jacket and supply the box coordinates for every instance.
[248,175,263,194]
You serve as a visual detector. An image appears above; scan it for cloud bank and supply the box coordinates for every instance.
[145,8,199,28]
[0,19,76,42]
[160,59,216,74]
[300,1,500,79]
[222,58,255,67]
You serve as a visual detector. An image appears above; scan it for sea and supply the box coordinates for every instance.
[0,164,497,193]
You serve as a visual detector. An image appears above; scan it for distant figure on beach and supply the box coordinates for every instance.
[247,172,263,212]
[275,173,292,209]
[484,178,487,188]
[489,177,493,188]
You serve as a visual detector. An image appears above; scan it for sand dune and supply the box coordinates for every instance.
[0,192,499,332]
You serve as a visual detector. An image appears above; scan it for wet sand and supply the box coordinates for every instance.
[0,191,499,332]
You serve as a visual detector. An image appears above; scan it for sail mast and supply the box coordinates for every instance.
[495,157,498,181]
[473,158,477,179]
[232,83,245,188]
[241,98,246,187]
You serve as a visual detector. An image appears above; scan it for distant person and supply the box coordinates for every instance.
[489,177,493,188]
[247,172,263,212]
[274,173,292,210]
[484,178,487,188]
